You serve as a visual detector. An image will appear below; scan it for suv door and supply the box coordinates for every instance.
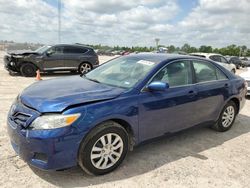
[63,46,88,68]
[138,60,198,141]
[192,60,230,124]
[42,46,64,70]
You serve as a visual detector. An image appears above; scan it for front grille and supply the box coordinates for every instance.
[11,112,31,127]
[247,81,250,86]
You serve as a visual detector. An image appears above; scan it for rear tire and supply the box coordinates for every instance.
[78,62,92,75]
[78,121,129,175]
[20,63,37,77]
[211,101,237,132]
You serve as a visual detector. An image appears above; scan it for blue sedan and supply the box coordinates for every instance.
[7,54,247,175]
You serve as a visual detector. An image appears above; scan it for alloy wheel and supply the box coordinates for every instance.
[80,63,92,74]
[222,106,235,128]
[90,133,124,170]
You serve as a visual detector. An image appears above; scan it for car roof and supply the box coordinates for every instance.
[127,52,209,63]
[52,44,93,50]
[190,52,222,58]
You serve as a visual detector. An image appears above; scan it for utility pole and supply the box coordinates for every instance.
[58,0,61,43]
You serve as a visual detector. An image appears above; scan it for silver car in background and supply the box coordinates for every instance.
[190,53,236,73]
[240,68,250,96]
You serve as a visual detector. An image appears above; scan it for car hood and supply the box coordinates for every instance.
[20,76,125,113]
[8,50,39,56]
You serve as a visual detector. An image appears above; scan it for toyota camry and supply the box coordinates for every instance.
[7,53,247,175]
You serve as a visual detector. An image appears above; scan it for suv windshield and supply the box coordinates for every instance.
[85,56,157,89]
[35,45,51,54]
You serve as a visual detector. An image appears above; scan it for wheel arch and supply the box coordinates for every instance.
[230,97,240,114]
[110,118,135,150]
[19,61,40,70]
[215,96,240,122]
[79,61,92,68]
[78,118,135,158]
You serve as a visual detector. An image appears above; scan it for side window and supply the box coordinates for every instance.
[54,47,63,54]
[152,61,192,87]
[210,55,221,62]
[75,47,88,54]
[46,47,62,55]
[193,61,217,82]
[63,47,77,54]
[46,47,55,54]
[193,60,227,82]
[220,56,228,64]
[63,46,88,54]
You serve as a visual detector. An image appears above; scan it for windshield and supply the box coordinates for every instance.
[35,45,51,54]
[85,56,157,89]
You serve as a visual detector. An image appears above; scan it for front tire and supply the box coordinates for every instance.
[78,121,129,175]
[20,63,37,77]
[212,101,237,132]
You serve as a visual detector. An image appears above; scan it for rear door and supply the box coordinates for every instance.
[63,46,88,68]
[192,59,230,124]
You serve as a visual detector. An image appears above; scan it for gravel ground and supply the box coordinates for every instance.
[0,51,250,188]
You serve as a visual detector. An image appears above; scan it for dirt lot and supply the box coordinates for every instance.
[0,51,250,188]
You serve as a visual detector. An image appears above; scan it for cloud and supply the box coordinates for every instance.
[0,0,249,47]
[179,0,250,46]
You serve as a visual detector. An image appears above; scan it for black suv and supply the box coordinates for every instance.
[4,44,99,76]
[228,56,244,69]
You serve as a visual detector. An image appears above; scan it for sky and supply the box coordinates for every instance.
[0,0,249,47]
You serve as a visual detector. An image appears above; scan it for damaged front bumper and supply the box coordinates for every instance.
[4,55,18,73]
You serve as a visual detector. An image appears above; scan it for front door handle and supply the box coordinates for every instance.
[187,90,197,98]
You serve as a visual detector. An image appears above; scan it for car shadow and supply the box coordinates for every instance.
[31,114,250,187]
[8,71,79,77]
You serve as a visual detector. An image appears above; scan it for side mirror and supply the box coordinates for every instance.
[46,51,52,56]
[147,81,169,91]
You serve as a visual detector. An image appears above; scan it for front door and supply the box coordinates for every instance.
[42,46,64,70]
[138,60,198,142]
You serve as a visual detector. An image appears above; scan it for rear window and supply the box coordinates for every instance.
[210,55,221,62]
[63,46,88,54]
[193,60,228,83]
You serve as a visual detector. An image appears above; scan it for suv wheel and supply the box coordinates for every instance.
[20,63,37,77]
[211,101,237,132]
[79,63,92,74]
[78,121,129,175]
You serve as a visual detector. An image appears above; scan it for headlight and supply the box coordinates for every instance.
[30,113,81,130]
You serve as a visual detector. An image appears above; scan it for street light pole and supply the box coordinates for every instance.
[58,0,61,43]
